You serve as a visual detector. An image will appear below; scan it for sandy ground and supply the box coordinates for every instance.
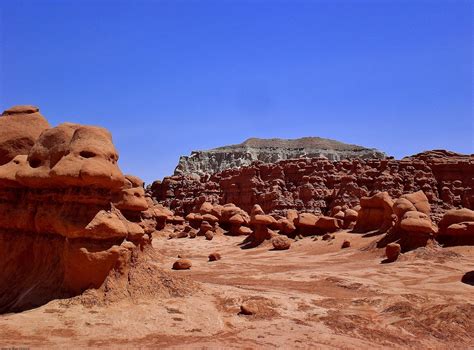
[1,231,473,349]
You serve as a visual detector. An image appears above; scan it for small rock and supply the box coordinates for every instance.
[175,230,188,239]
[172,259,192,270]
[240,301,257,315]
[271,236,291,250]
[188,230,197,238]
[322,233,334,241]
[205,231,214,240]
[341,240,351,248]
[208,252,221,261]
[386,243,401,262]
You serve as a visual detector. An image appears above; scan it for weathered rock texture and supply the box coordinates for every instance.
[174,137,386,176]
[0,106,172,313]
[152,150,473,221]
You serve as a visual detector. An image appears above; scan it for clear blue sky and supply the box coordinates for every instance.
[0,0,472,184]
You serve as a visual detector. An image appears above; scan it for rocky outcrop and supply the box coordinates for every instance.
[0,105,50,166]
[0,106,171,313]
[174,137,387,176]
[151,150,473,221]
[437,208,474,246]
[374,191,437,251]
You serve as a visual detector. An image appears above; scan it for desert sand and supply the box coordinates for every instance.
[1,231,472,349]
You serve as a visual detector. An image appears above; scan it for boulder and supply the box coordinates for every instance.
[437,208,474,246]
[172,259,192,270]
[208,252,222,261]
[385,243,401,262]
[271,236,291,250]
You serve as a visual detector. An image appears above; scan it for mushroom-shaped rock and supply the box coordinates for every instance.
[271,236,291,250]
[399,211,436,251]
[199,220,213,235]
[252,214,276,226]
[392,198,417,219]
[378,191,436,252]
[353,192,394,233]
[152,204,173,230]
[202,213,219,226]
[241,208,276,248]
[229,214,248,236]
[169,216,185,225]
[400,191,430,215]
[185,212,203,229]
[114,175,148,212]
[220,204,241,223]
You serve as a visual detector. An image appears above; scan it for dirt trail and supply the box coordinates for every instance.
[1,231,473,349]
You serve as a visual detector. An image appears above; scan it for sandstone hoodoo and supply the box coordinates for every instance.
[0,106,175,313]
[174,136,387,176]
[151,149,473,219]
[437,208,474,246]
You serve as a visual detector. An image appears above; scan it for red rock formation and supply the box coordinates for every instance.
[375,191,438,251]
[436,208,474,246]
[0,106,50,166]
[0,106,166,313]
[240,205,278,248]
[151,151,473,222]
[353,192,394,233]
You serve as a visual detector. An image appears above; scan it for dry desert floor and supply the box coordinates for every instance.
[1,231,473,349]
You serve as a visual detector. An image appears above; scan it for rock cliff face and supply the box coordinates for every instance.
[0,106,174,313]
[174,137,387,176]
[152,150,473,221]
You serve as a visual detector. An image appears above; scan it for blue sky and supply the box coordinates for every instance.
[0,0,472,183]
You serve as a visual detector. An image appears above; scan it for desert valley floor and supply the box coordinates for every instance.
[1,232,473,349]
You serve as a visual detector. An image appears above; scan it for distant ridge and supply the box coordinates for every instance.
[213,137,370,151]
[174,137,387,176]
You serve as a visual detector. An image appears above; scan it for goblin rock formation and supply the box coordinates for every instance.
[151,150,474,220]
[174,137,386,176]
[0,106,173,313]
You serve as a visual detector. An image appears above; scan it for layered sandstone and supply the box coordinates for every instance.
[174,137,386,176]
[0,106,171,313]
[151,150,473,221]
